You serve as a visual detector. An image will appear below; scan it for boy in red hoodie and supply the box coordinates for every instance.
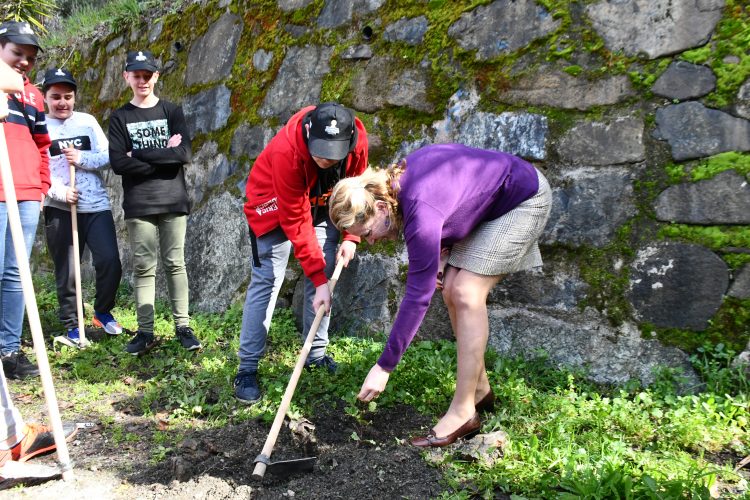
[0,21,77,473]
[0,21,50,380]
[234,102,368,403]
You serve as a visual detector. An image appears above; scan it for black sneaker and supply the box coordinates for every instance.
[234,370,261,404]
[1,351,40,379]
[304,354,338,374]
[175,326,201,351]
[125,331,157,355]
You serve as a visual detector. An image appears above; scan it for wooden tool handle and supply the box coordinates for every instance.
[252,258,346,480]
[0,125,75,480]
[69,164,87,345]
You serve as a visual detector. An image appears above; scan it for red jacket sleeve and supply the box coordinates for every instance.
[272,150,328,287]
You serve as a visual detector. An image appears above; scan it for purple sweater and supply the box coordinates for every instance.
[378,144,539,371]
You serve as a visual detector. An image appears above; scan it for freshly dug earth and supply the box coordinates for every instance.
[1,400,448,499]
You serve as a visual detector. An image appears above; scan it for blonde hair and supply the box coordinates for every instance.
[329,161,406,232]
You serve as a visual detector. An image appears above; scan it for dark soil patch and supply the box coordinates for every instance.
[3,401,448,499]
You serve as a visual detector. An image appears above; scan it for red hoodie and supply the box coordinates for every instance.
[244,106,368,287]
[1,75,50,202]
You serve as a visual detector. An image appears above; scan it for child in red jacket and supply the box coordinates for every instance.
[234,102,368,404]
[0,21,51,380]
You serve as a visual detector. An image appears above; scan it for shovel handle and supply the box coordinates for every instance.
[252,257,346,480]
[69,164,87,345]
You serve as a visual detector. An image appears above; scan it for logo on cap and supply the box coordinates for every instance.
[55,68,66,76]
[136,51,147,61]
[19,23,33,35]
[324,120,340,136]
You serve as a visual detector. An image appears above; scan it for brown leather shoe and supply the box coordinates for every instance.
[409,412,481,448]
[475,389,496,413]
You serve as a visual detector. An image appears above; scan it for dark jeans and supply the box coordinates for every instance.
[44,207,122,329]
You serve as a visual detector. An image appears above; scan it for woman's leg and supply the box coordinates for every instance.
[442,266,497,406]
[433,268,502,437]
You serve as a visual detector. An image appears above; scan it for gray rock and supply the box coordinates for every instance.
[542,167,638,248]
[185,12,243,86]
[723,55,741,65]
[654,169,750,224]
[654,102,750,160]
[728,265,750,299]
[628,243,728,330]
[252,49,273,72]
[148,19,164,43]
[454,112,548,160]
[586,0,725,59]
[651,61,716,100]
[105,36,123,53]
[97,53,127,102]
[488,308,701,388]
[183,85,232,136]
[230,123,275,159]
[185,192,251,312]
[316,0,384,27]
[449,430,509,465]
[489,258,589,312]
[277,0,314,11]
[735,79,750,119]
[260,45,333,121]
[732,339,750,373]
[340,44,373,60]
[351,57,433,113]
[558,117,645,166]
[499,71,634,110]
[186,141,234,206]
[383,16,428,45]
[448,0,560,60]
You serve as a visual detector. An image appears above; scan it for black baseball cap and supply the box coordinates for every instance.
[0,21,42,51]
[124,50,159,72]
[42,68,77,92]
[307,102,355,161]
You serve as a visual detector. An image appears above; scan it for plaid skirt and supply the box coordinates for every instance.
[448,168,552,276]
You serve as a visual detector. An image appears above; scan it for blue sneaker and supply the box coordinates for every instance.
[66,327,81,347]
[234,371,261,404]
[93,311,123,335]
[304,354,338,374]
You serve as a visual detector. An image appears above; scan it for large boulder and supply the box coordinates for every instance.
[184,12,243,86]
[557,117,645,166]
[654,169,750,224]
[628,243,728,330]
[586,0,725,59]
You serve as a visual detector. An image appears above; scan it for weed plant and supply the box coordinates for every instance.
[15,274,750,498]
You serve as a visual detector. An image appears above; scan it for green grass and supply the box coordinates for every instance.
[15,273,750,498]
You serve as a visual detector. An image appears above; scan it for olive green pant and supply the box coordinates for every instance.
[126,214,189,334]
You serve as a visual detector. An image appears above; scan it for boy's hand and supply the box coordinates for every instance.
[65,187,79,204]
[166,134,182,148]
[62,147,80,167]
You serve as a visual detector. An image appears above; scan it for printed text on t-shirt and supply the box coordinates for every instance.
[126,119,170,149]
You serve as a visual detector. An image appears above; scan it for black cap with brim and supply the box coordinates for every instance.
[124,50,159,73]
[307,102,355,161]
[0,21,43,51]
[42,68,77,91]
[308,136,351,161]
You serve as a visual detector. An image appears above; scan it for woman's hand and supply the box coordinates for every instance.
[337,240,357,267]
[62,147,80,166]
[65,187,79,205]
[312,282,332,315]
[357,363,391,402]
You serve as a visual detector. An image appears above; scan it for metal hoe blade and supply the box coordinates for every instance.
[253,454,316,479]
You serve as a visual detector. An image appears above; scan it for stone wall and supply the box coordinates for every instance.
[40,0,750,385]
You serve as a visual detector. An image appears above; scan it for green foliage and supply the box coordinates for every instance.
[42,0,143,48]
[14,273,750,498]
[680,0,750,108]
[658,224,750,251]
[1,0,56,33]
